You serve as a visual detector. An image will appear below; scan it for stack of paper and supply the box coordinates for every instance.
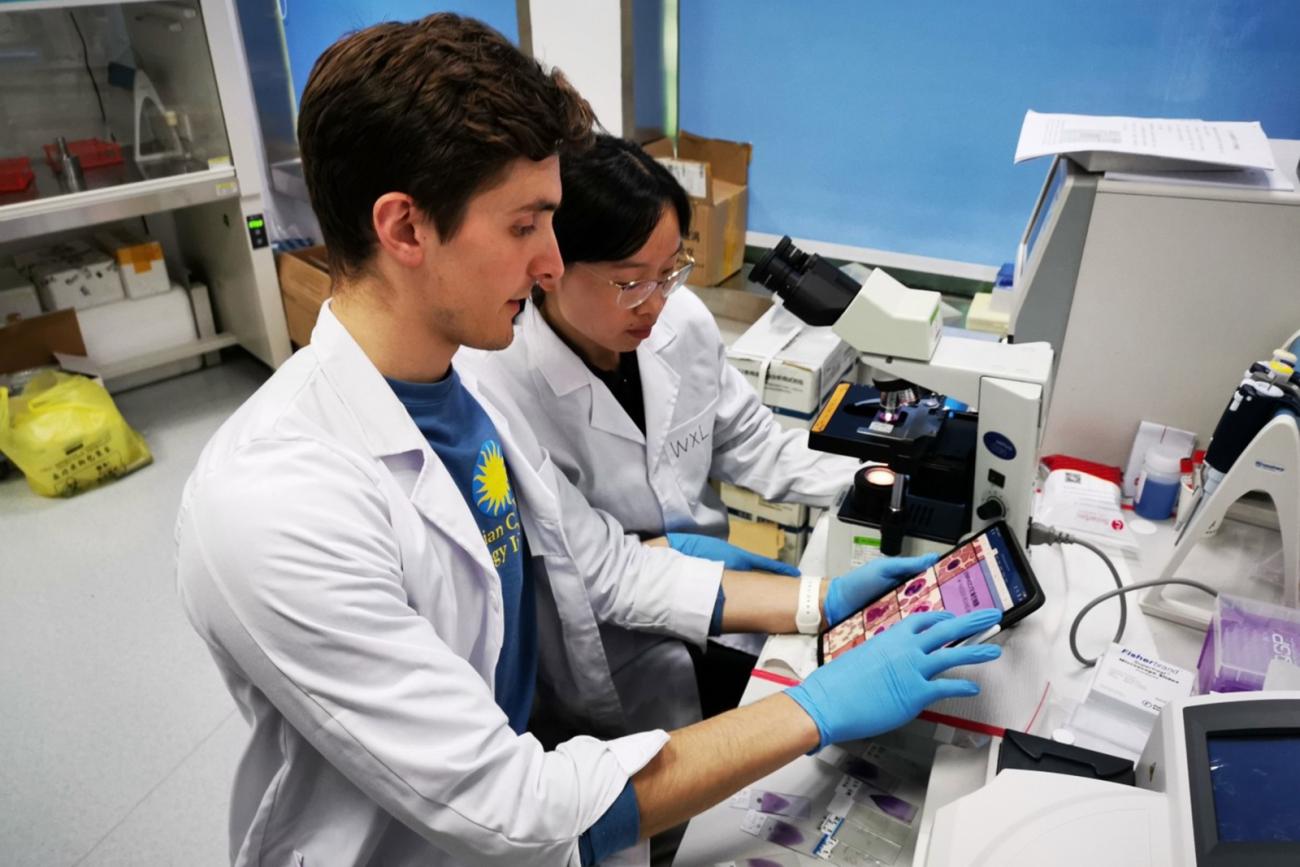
[1014,111,1286,189]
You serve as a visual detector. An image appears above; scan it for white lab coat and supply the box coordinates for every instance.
[464,290,859,730]
[175,302,723,867]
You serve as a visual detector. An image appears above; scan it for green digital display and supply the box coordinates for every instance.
[247,218,264,229]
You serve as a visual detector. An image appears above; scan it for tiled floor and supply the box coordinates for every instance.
[1,355,270,867]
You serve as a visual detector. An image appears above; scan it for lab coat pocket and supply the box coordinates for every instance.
[662,398,717,488]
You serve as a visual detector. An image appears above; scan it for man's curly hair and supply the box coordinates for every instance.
[298,13,595,276]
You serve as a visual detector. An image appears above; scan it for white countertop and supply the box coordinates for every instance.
[673,512,1284,866]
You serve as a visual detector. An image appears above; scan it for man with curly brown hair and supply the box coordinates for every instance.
[175,13,1001,866]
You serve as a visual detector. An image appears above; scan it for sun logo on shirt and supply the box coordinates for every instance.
[473,439,514,517]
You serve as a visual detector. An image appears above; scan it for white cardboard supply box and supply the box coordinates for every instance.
[25,247,124,312]
[74,286,203,391]
[95,228,171,299]
[0,266,41,323]
[727,302,858,420]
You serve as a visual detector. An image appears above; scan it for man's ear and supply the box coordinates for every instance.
[371,193,429,268]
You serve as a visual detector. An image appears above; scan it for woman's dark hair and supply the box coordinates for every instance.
[553,134,691,264]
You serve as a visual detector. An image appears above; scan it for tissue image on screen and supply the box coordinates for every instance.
[822,525,1030,663]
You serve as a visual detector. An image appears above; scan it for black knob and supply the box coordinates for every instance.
[976,498,1005,521]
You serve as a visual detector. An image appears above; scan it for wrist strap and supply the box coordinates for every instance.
[796,574,823,635]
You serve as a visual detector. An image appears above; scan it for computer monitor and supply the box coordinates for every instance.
[1183,698,1300,865]
[1009,155,1097,351]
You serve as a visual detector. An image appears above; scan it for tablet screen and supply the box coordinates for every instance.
[821,524,1032,663]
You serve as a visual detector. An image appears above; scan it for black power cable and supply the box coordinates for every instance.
[68,11,108,126]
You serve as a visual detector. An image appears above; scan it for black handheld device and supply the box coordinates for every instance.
[818,520,1044,665]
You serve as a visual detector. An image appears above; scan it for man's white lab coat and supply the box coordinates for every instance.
[175,302,722,866]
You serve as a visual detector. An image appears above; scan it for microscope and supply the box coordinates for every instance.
[750,237,1054,573]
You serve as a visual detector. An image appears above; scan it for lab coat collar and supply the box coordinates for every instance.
[522,300,647,445]
[309,301,499,582]
[309,300,430,459]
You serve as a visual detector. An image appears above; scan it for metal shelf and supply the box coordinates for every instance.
[0,165,241,245]
[98,332,239,380]
[1,1,162,13]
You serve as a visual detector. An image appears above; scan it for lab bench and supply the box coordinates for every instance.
[673,512,1282,865]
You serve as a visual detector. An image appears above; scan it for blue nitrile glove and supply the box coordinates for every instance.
[666,532,800,576]
[824,553,940,626]
[787,608,1003,749]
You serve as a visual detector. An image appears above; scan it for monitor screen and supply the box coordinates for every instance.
[1023,157,1068,267]
[1207,734,1300,843]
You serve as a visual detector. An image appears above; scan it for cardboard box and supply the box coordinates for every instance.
[96,228,170,299]
[719,481,808,528]
[727,506,809,567]
[276,246,332,347]
[780,524,810,567]
[0,308,86,375]
[726,513,784,561]
[645,131,751,286]
[0,266,41,324]
[727,303,858,418]
[690,285,773,348]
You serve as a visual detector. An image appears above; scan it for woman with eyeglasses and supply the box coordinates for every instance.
[471,134,861,733]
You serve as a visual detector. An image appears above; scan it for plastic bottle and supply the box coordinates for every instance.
[1134,444,1183,520]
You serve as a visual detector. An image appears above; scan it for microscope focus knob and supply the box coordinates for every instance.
[976,498,1005,521]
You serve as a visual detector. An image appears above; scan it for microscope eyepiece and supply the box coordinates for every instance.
[750,236,809,294]
[748,236,863,327]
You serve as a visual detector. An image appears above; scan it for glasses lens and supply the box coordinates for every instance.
[664,260,694,297]
[616,280,658,309]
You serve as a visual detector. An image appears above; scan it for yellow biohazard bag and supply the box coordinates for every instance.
[0,371,152,497]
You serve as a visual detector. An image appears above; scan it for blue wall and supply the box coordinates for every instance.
[283,1,518,103]
[679,0,1300,267]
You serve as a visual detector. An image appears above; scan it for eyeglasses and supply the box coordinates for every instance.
[582,252,695,309]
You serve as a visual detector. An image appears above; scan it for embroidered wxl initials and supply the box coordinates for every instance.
[669,423,710,459]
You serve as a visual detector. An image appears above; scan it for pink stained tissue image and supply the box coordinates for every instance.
[824,611,866,661]
[870,608,902,636]
[899,583,943,616]
[862,594,900,629]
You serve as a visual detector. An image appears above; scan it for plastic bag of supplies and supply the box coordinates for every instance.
[0,371,152,497]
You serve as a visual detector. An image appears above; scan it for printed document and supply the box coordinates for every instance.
[1015,110,1277,171]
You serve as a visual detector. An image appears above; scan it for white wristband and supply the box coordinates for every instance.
[796,574,823,635]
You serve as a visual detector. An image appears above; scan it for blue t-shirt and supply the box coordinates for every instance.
[389,369,639,865]
[387,369,535,732]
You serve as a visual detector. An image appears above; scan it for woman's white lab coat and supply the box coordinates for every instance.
[469,290,860,730]
[175,302,722,866]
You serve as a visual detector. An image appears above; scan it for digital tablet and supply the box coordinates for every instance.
[818,520,1044,665]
